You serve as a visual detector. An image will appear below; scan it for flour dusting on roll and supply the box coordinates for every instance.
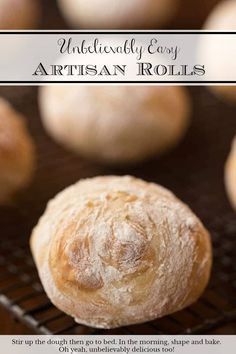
[31,175,212,329]
[39,85,190,165]
[57,0,178,29]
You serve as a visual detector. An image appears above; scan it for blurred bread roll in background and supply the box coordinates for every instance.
[203,0,236,102]
[30,175,212,329]
[39,85,190,165]
[225,136,236,210]
[57,0,178,29]
[0,98,35,204]
[0,0,40,29]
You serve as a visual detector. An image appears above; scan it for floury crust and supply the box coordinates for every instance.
[33,62,205,78]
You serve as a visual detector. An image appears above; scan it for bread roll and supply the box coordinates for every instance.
[225,136,236,210]
[39,86,190,165]
[0,0,40,29]
[0,98,35,204]
[203,0,236,102]
[57,0,178,29]
[30,175,212,329]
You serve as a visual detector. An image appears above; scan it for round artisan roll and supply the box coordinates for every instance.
[0,0,40,29]
[57,0,178,29]
[30,175,212,329]
[203,0,236,102]
[0,98,35,204]
[225,136,236,210]
[39,86,190,165]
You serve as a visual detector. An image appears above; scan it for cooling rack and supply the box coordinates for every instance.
[0,212,236,335]
[0,86,236,334]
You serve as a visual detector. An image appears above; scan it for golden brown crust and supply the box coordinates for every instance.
[39,86,190,165]
[225,137,236,210]
[0,0,40,29]
[0,98,35,203]
[57,0,178,29]
[31,175,212,328]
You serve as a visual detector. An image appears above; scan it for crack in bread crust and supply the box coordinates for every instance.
[31,176,212,329]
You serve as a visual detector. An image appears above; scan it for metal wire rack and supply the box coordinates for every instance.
[0,85,236,335]
[0,0,235,336]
